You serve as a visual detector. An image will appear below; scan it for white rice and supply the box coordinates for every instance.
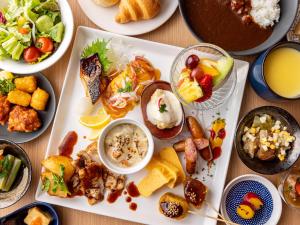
[250,0,281,28]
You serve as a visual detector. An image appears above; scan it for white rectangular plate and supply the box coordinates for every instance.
[36,26,249,225]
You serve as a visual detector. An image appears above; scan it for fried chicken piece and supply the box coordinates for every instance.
[0,95,10,125]
[8,106,41,132]
[70,142,126,205]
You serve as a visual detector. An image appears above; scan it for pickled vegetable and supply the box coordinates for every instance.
[2,158,21,192]
[0,154,15,190]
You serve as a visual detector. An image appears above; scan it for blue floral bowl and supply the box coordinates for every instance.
[221,174,282,225]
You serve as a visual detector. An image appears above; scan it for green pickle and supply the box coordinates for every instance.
[2,158,22,192]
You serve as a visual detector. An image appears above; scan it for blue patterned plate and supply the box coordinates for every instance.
[221,174,282,225]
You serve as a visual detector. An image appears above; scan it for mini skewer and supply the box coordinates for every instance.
[204,200,227,221]
[188,210,239,225]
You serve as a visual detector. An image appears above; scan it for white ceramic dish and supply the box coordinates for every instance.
[98,118,154,174]
[36,26,249,225]
[77,0,178,35]
[0,0,74,74]
[221,174,282,225]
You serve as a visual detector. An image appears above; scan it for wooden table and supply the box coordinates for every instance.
[1,1,299,224]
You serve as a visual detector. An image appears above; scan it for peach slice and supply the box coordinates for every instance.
[236,201,255,220]
[200,59,220,76]
[243,192,264,211]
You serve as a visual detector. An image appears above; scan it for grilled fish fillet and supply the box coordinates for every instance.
[80,54,108,104]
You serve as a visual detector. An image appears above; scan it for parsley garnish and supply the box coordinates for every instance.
[60,164,65,177]
[159,104,168,113]
[0,79,15,95]
[81,39,111,73]
[43,164,69,194]
[118,81,132,93]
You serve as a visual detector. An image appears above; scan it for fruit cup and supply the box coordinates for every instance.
[170,44,236,111]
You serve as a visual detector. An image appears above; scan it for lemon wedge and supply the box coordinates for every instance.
[79,108,111,129]
[87,128,103,141]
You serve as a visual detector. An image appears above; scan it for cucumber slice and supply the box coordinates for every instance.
[49,22,64,43]
[2,158,22,192]
[36,15,54,33]
[0,155,15,190]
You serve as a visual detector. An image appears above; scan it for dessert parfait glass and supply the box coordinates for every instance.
[170,43,237,111]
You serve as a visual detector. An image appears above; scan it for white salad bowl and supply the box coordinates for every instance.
[0,0,74,74]
[98,118,154,175]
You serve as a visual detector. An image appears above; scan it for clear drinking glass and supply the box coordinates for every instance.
[170,43,237,111]
[278,164,300,211]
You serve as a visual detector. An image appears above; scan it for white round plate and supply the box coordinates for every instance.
[221,174,282,225]
[0,0,74,74]
[77,0,178,35]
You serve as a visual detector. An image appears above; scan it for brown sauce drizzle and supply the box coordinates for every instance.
[129,202,137,211]
[59,131,78,157]
[126,182,140,198]
[107,190,123,203]
[126,196,132,203]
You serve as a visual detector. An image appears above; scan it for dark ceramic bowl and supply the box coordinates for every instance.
[0,139,32,209]
[0,202,59,225]
[249,41,300,102]
[141,81,185,139]
[179,0,298,56]
[235,106,300,175]
[0,72,56,143]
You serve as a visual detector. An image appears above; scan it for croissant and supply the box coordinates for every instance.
[115,0,161,24]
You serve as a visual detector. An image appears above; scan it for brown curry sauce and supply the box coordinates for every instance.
[182,0,273,51]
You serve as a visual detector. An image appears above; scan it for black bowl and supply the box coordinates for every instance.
[235,106,300,175]
[0,139,32,209]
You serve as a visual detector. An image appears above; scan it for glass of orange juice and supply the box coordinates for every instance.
[249,42,300,101]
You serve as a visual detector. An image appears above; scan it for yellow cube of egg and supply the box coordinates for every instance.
[24,207,52,225]
[249,128,256,134]
[30,88,49,111]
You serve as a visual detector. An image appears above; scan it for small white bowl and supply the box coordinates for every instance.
[98,118,154,175]
[0,0,74,74]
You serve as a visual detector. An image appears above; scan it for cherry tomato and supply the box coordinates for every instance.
[18,28,29,34]
[23,47,40,63]
[185,54,200,69]
[36,37,54,53]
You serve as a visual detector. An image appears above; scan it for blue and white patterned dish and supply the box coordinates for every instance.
[221,174,282,225]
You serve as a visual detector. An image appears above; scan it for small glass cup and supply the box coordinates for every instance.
[278,164,300,211]
[170,43,236,111]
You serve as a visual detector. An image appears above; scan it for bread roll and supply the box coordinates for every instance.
[93,0,120,7]
[115,0,161,24]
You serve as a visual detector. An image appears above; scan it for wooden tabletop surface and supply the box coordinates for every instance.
[1,1,299,224]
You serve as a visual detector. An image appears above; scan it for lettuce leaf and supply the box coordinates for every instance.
[81,39,111,73]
